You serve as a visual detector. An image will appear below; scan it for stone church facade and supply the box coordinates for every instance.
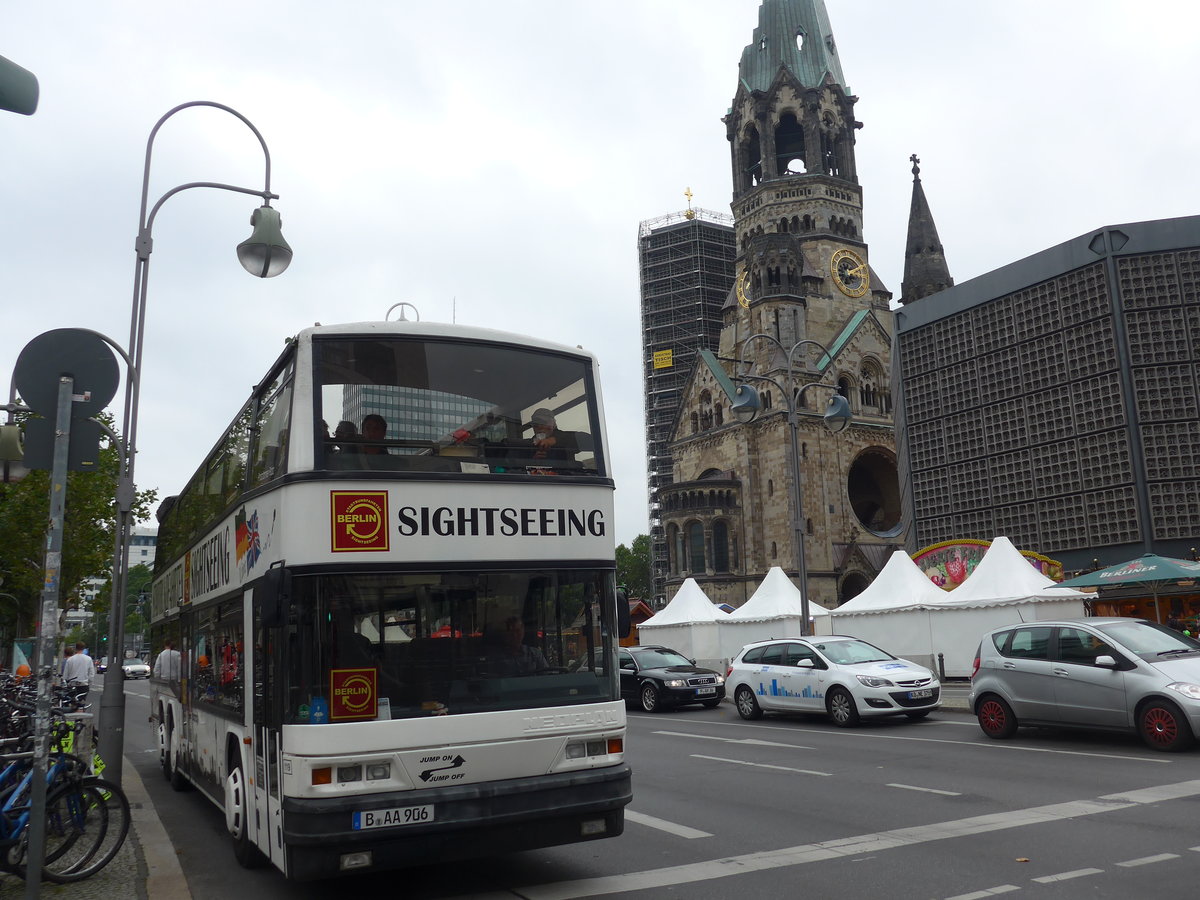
[658,0,909,611]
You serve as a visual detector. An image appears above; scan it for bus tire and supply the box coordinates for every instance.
[164,719,189,792]
[226,758,265,868]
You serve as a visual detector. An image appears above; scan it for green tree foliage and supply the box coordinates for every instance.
[0,412,156,635]
[615,534,651,600]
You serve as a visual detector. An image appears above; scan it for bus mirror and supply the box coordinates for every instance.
[616,589,631,639]
[257,566,291,628]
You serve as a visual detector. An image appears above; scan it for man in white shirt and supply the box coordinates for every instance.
[153,639,181,682]
[62,644,95,698]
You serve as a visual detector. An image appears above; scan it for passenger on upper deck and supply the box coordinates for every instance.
[529,408,578,462]
[361,414,390,455]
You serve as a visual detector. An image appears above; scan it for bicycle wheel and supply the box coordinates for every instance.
[33,777,129,883]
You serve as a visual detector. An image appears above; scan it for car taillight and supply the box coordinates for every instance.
[726,666,733,678]
[970,644,981,679]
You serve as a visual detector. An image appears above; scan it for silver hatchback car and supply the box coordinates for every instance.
[970,618,1200,752]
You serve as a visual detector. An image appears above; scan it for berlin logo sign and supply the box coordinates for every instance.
[330,491,389,552]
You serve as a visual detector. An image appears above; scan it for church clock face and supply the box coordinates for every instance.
[831,248,870,297]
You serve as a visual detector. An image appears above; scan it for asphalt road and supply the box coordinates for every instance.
[123,684,1200,899]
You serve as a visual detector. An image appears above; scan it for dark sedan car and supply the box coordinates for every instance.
[618,645,725,712]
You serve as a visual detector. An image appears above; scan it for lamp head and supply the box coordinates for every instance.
[237,205,292,278]
[823,394,852,434]
[731,384,760,424]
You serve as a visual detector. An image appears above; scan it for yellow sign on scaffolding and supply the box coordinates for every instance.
[652,349,673,369]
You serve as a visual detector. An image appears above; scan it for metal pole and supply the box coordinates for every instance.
[785,400,810,636]
[25,374,75,899]
[96,101,279,783]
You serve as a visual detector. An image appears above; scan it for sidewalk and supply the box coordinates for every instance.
[0,759,190,900]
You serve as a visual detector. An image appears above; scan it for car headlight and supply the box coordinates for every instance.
[1166,682,1200,701]
[856,675,895,688]
[714,675,725,685]
[664,679,686,688]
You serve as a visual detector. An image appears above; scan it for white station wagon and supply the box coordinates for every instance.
[726,636,941,727]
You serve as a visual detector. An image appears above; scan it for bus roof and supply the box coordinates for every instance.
[296,320,599,362]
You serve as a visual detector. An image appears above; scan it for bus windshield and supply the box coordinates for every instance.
[278,568,618,723]
[316,336,604,476]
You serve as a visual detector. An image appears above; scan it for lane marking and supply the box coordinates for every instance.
[624,810,712,840]
[633,717,1169,763]
[692,754,831,777]
[652,730,813,749]
[1115,852,1179,867]
[945,886,1020,900]
[508,779,1200,899]
[887,783,962,796]
[1032,868,1103,883]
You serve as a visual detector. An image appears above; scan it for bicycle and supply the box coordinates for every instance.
[0,678,130,883]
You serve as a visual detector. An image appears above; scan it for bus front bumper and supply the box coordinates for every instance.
[280,763,632,880]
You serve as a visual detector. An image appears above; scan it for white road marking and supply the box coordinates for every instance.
[623,810,712,840]
[945,886,1020,899]
[887,783,962,796]
[652,730,813,749]
[692,754,831,777]
[1032,868,1103,883]
[640,717,1170,763]
[507,779,1200,899]
[1115,852,1179,867]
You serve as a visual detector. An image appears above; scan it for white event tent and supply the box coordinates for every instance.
[828,550,946,669]
[720,566,832,661]
[830,538,1095,677]
[636,578,728,668]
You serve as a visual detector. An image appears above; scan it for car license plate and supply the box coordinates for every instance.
[353,804,434,830]
[907,689,933,700]
[697,686,716,695]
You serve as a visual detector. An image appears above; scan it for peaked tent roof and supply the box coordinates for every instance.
[727,566,830,622]
[830,550,946,614]
[932,536,1094,607]
[640,578,727,627]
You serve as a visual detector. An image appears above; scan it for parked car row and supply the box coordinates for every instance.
[624,616,1200,754]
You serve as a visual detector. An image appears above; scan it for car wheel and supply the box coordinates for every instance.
[827,687,860,727]
[905,709,931,720]
[701,698,721,709]
[1138,699,1195,752]
[734,686,762,720]
[976,694,1018,739]
[640,682,661,713]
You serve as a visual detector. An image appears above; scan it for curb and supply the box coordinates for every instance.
[124,758,192,900]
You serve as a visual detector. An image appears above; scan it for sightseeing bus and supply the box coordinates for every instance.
[147,319,631,879]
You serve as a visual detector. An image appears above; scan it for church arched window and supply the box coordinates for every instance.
[688,522,705,574]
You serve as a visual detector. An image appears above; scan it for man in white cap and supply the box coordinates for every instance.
[530,408,577,461]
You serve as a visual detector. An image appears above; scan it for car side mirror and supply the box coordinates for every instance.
[794,659,814,668]
[1094,654,1118,669]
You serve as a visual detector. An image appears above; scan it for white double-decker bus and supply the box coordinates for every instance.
[147,319,631,879]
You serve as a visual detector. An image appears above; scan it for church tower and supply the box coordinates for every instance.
[658,0,904,611]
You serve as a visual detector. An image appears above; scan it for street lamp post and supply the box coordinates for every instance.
[97,101,292,783]
[731,334,852,635]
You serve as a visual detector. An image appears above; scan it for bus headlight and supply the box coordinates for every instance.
[366,763,391,780]
[337,765,362,782]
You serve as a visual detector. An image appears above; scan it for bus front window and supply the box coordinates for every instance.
[314,337,604,476]
[282,570,618,722]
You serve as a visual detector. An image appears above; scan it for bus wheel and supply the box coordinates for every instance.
[226,759,265,868]
[164,724,189,792]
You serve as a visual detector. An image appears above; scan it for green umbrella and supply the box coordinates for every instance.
[1057,553,1200,623]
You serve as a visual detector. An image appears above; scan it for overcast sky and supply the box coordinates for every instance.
[4,1,1200,549]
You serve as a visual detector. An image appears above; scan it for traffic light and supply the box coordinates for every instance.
[0,54,38,115]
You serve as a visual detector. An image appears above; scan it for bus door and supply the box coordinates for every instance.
[253,571,288,870]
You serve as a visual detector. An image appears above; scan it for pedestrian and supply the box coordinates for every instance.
[62,643,95,700]
[153,638,182,683]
